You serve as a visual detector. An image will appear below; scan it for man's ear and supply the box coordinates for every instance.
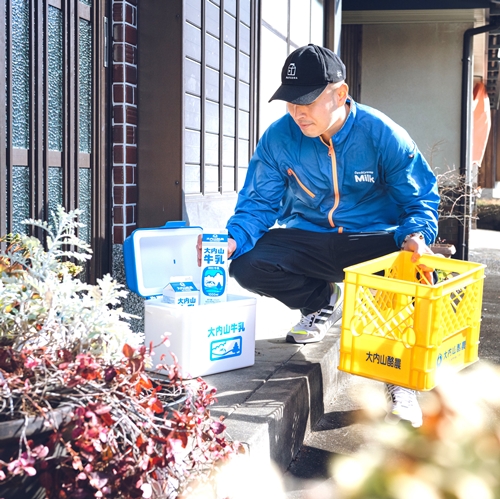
[337,82,349,103]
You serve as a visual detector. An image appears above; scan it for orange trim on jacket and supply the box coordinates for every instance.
[287,168,316,198]
[320,137,340,228]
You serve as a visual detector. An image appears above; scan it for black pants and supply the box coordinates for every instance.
[229,229,398,316]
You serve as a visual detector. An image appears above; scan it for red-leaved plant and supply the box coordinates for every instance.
[0,207,241,498]
[0,343,239,498]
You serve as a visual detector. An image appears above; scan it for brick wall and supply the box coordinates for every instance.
[112,0,138,243]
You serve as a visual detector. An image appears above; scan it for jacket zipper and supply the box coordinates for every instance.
[327,140,340,228]
[287,168,316,198]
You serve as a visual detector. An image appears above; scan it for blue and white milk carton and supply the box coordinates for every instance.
[200,231,228,305]
[162,276,199,307]
[123,222,256,378]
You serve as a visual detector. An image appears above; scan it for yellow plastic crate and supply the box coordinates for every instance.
[339,251,486,391]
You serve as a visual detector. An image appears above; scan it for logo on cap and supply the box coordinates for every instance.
[286,63,297,79]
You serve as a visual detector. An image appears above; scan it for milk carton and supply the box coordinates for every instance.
[162,275,199,307]
[200,231,228,305]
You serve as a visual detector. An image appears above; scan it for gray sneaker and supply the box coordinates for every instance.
[286,283,343,344]
[385,383,423,428]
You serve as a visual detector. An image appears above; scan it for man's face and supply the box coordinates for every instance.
[286,83,348,141]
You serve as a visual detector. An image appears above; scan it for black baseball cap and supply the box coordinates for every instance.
[269,44,346,105]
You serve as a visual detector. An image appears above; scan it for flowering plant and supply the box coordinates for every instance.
[331,364,500,499]
[0,207,240,498]
[0,207,142,360]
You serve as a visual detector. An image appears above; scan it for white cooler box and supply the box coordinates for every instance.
[123,221,256,378]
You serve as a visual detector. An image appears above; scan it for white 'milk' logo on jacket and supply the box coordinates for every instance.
[354,171,375,183]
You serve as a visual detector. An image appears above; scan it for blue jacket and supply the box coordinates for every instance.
[227,99,439,259]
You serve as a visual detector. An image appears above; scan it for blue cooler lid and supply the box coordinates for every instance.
[123,221,202,298]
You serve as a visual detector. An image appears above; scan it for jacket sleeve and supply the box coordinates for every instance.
[226,128,286,259]
[380,127,440,248]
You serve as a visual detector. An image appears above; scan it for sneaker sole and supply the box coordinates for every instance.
[286,334,316,344]
[285,306,343,345]
[385,412,422,428]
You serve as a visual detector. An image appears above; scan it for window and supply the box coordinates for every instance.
[184,0,256,195]
[0,0,109,281]
[259,0,324,134]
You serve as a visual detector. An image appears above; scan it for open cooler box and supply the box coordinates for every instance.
[123,221,256,378]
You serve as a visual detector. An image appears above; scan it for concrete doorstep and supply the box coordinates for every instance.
[207,327,348,472]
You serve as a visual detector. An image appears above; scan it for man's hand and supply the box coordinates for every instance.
[401,233,435,284]
[197,235,237,266]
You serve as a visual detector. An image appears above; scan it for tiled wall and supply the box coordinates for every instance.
[112,0,138,244]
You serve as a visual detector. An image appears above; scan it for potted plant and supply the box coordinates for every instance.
[0,207,240,498]
[429,238,457,258]
[431,163,485,258]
